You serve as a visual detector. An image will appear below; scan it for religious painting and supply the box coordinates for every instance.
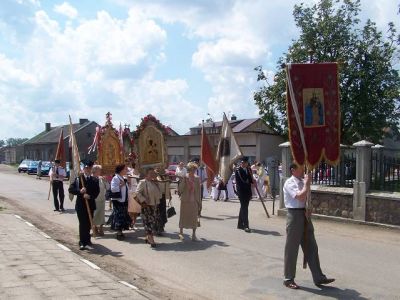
[303,88,325,127]
[97,112,124,176]
[134,114,169,173]
[138,125,164,166]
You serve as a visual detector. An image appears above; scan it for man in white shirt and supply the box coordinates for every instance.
[283,162,335,289]
[49,159,66,212]
[175,161,187,178]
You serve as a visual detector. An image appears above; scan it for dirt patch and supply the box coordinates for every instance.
[0,196,205,300]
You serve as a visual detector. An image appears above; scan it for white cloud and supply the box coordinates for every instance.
[54,2,78,19]
[0,5,185,139]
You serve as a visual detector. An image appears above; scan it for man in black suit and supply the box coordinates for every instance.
[68,160,99,250]
[234,157,254,233]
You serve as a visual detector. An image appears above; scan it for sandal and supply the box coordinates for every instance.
[284,280,300,289]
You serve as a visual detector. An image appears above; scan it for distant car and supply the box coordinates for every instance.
[27,161,39,174]
[18,159,32,173]
[40,161,52,176]
[166,164,178,180]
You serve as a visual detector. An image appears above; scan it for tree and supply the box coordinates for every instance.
[0,140,5,148]
[254,0,400,144]
[6,138,28,146]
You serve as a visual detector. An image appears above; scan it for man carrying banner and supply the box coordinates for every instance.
[68,160,99,250]
[234,157,253,232]
[284,62,340,289]
[283,162,334,289]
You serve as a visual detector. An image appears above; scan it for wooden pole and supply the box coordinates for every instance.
[254,184,270,218]
[47,181,52,200]
[79,175,94,228]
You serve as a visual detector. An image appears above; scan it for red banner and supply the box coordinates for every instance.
[286,63,340,169]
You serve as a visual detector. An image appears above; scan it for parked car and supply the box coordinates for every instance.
[40,161,52,176]
[18,159,32,173]
[166,163,178,180]
[27,161,39,174]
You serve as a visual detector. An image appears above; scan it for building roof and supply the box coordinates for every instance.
[24,121,96,145]
[186,117,263,135]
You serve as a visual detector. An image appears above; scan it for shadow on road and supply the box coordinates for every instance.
[154,237,229,252]
[251,228,282,236]
[87,243,124,258]
[300,285,369,300]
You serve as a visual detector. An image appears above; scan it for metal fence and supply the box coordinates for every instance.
[370,148,400,191]
[310,148,356,188]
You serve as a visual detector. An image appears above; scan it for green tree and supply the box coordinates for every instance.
[6,138,28,146]
[254,0,400,144]
[0,140,5,147]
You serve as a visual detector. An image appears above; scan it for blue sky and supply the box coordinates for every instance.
[0,0,398,140]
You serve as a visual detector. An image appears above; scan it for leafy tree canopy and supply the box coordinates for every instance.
[254,0,400,144]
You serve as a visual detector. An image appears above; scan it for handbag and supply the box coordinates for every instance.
[167,199,176,218]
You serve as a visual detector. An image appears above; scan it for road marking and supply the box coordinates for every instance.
[38,231,51,239]
[119,281,139,290]
[14,214,22,220]
[25,221,34,227]
[80,259,100,270]
[56,243,71,252]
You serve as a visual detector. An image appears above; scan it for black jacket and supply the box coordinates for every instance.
[234,167,253,198]
[69,175,100,212]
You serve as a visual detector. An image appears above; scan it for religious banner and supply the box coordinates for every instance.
[96,112,124,176]
[201,122,218,188]
[286,63,340,169]
[133,114,169,173]
[216,113,243,184]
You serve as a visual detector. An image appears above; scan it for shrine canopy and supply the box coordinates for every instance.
[92,112,125,176]
[133,114,170,174]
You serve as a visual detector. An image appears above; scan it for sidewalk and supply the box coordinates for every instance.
[0,213,147,300]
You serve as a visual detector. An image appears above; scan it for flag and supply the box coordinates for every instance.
[201,122,218,188]
[55,129,65,168]
[68,115,81,201]
[286,63,340,169]
[216,113,243,184]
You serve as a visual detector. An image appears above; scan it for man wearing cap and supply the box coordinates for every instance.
[283,162,335,289]
[234,157,253,233]
[49,159,66,212]
[68,160,100,250]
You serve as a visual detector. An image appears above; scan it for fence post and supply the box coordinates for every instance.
[352,140,373,221]
[371,144,384,190]
[278,142,292,209]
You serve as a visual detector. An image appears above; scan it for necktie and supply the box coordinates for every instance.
[56,167,59,175]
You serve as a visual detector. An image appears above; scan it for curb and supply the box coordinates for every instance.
[277,209,400,231]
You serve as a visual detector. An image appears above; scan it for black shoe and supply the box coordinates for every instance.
[60,208,65,212]
[87,240,93,246]
[315,278,335,286]
[237,226,244,230]
[79,242,86,250]
[244,228,251,233]
[54,209,59,212]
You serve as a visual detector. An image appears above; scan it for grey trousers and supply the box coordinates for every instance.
[284,209,325,283]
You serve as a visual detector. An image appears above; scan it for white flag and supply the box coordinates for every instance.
[68,115,81,201]
[216,113,243,184]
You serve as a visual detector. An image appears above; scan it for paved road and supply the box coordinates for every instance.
[1,165,400,299]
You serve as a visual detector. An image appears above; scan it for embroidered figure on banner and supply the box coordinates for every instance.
[303,88,325,127]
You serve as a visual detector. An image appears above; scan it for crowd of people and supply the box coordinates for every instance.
[46,157,334,290]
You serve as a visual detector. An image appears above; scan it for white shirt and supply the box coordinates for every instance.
[175,166,187,177]
[49,165,66,181]
[283,175,305,209]
[111,174,128,203]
